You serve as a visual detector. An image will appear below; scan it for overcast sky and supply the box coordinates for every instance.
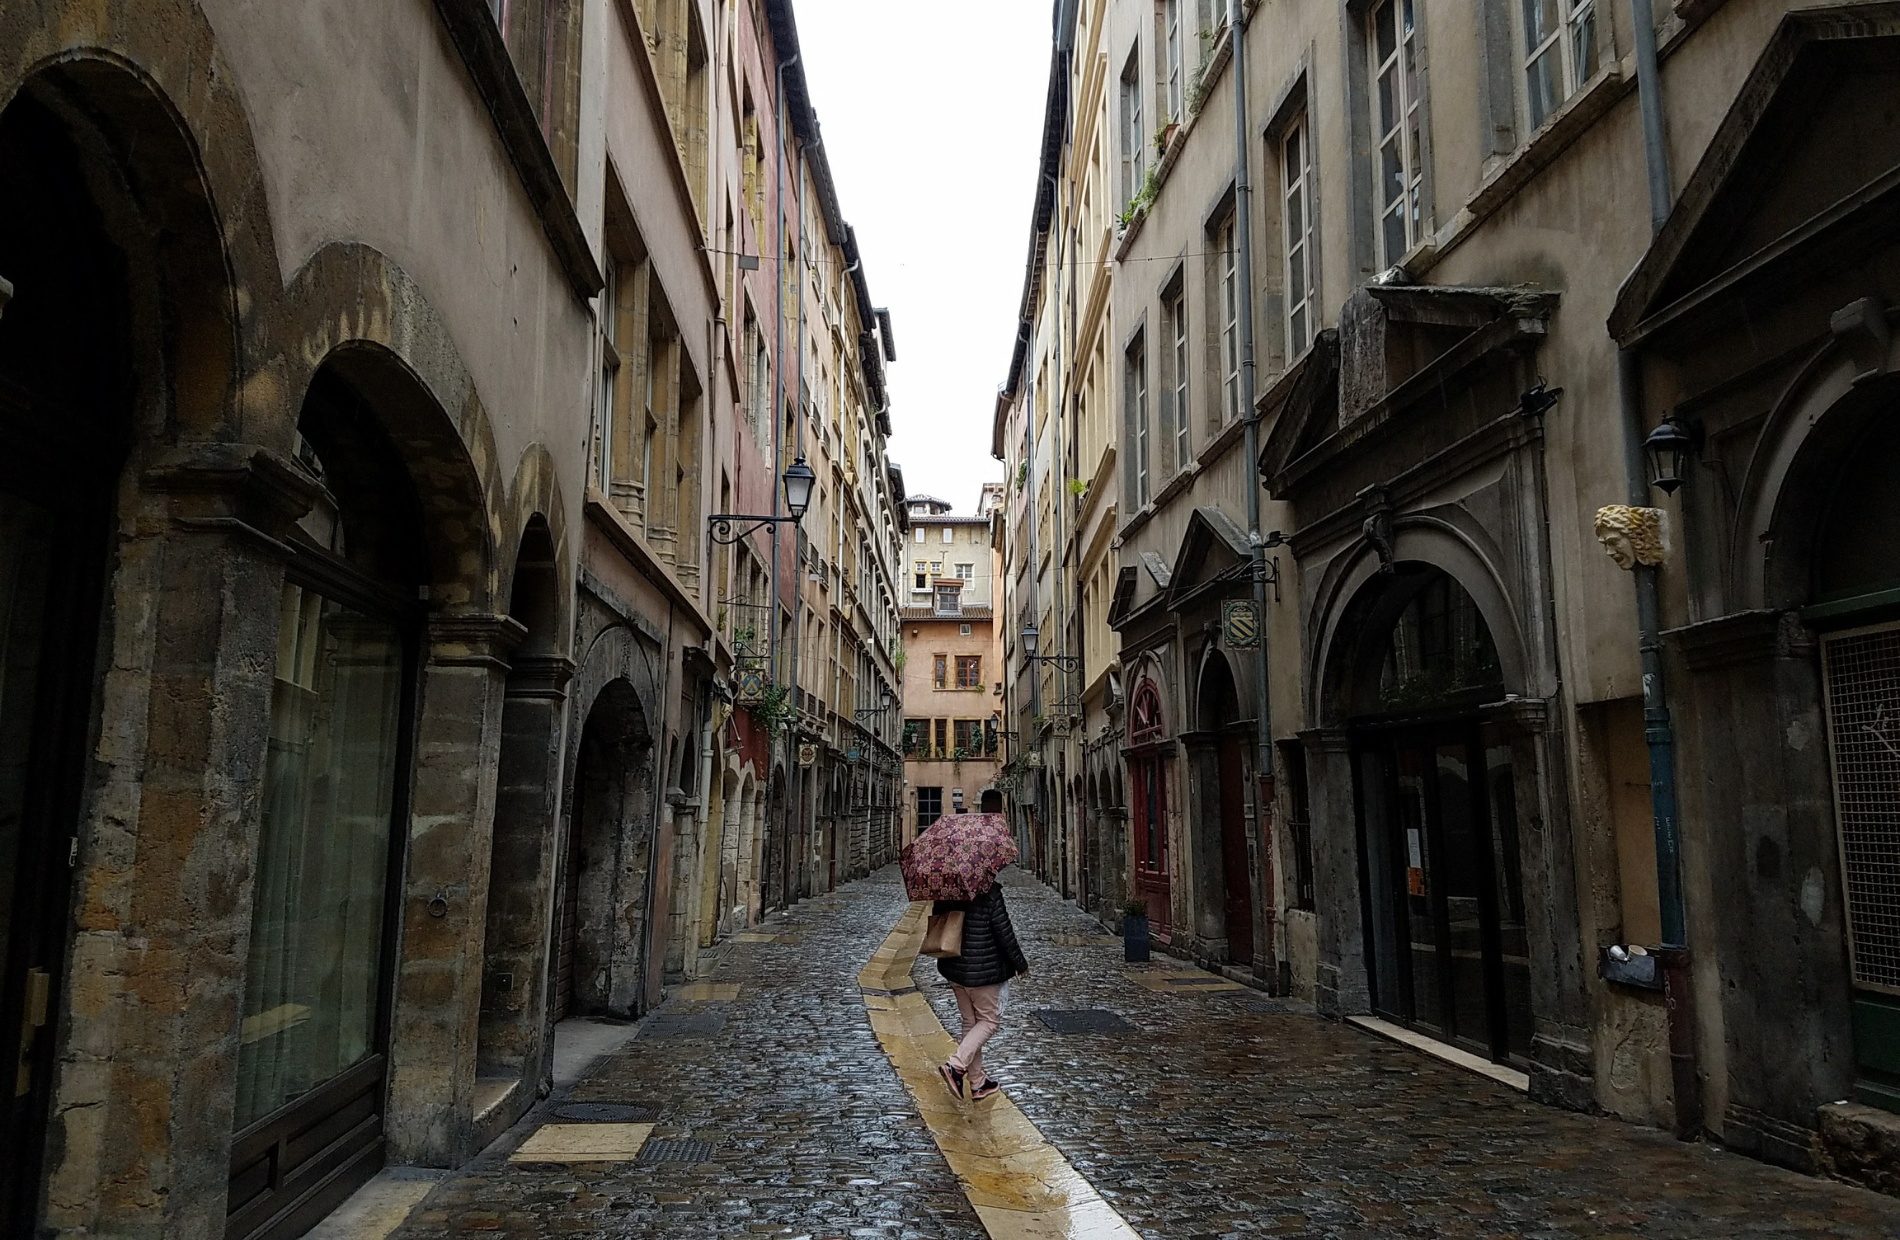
[796,1,1050,517]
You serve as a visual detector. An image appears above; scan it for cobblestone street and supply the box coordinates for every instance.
[389,868,1900,1238]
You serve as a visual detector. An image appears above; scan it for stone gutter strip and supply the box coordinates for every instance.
[1347,1014,1531,1093]
[858,902,1141,1240]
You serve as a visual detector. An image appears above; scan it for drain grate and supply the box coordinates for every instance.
[637,1138,714,1164]
[637,1011,727,1040]
[1035,1008,1135,1034]
[554,1103,658,1123]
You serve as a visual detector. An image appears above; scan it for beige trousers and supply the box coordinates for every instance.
[948,982,1005,1080]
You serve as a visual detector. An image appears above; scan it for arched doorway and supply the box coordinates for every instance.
[1128,678,1173,940]
[560,678,654,1017]
[1801,394,1900,1110]
[0,83,136,1226]
[475,516,566,1117]
[1193,653,1252,964]
[1343,564,1531,1066]
[230,363,430,1233]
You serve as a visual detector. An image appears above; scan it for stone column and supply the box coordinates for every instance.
[480,654,573,1108]
[1303,728,1368,1018]
[1485,694,1594,1109]
[385,613,524,1166]
[45,445,318,1239]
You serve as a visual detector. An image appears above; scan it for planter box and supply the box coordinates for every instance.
[1123,914,1151,962]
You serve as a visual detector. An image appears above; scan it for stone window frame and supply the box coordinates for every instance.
[1124,322,1152,508]
[1341,0,1438,279]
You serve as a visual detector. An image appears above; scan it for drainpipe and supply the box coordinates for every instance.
[771,50,799,907]
[1621,0,1700,1140]
[1230,0,1280,986]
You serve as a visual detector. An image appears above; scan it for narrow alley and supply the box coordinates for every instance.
[380,870,1900,1238]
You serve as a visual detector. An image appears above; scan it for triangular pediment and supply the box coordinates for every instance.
[1610,6,1900,342]
[1165,507,1252,610]
[1256,328,1339,485]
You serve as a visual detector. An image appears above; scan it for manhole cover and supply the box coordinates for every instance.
[638,1138,714,1164]
[1035,1008,1134,1034]
[555,1103,659,1122]
[637,1011,727,1040]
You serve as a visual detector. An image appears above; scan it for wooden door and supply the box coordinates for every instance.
[1132,754,1171,939]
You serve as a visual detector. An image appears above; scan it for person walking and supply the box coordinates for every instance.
[934,806,1029,1102]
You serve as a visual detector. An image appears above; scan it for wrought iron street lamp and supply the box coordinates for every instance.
[1019,622,1079,673]
[854,685,895,721]
[1644,417,1699,495]
[708,455,817,544]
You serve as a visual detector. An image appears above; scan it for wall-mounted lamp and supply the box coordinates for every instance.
[1644,417,1701,496]
[709,456,816,544]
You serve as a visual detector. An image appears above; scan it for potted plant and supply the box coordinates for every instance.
[1122,897,1151,962]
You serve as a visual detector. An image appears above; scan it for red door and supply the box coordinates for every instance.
[1132,754,1171,940]
[1218,736,1254,963]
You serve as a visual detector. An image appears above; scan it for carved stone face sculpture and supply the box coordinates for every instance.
[1594,505,1663,570]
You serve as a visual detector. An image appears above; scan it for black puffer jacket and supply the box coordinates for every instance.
[934,883,1029,988]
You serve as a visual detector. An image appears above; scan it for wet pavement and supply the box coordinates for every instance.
[390,866,1900,1238]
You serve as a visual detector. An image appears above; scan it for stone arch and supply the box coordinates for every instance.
[566,677,656,1017]
[1310,515,1531,730]
[1188,650,1252,962]
[1729,345,1900,612]
[285,244,511,615]
[1,9,284,449]
[505,446,574,656]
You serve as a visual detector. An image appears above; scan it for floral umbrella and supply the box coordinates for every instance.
[901,812,1019,902]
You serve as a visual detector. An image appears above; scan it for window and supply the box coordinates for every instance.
[1217,216,1241,421]
[959,623,973,637]
[933,654,948,689]
[1369,0,1424,267]
[953,719,984,753]
[1127,333,1150,506]
[934,719,949,752]
[914,559,928,590]
[1162,0,1184,124]
[918,786,943,827]
[1522,0,1598,129]
[1165,286,1190,470]
[1282,115,1318,358]
[915,527,925,544]
[1120,51,1145,207]
[942,525,954,544]
[935,584,962,615]
[954,563,974,581]
[956,655,983,689]
[904,718,927,754]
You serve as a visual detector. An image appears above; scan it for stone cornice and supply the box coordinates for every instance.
[430,613,529,668]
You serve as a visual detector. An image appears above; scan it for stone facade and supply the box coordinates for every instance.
[992,0,1900,1197]
[0,0,903,1234]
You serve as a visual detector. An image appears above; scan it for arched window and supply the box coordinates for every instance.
[1130,679,1166,746]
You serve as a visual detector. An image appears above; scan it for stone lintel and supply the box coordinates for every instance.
[143,441,324,535]
[506,654,577,700]
[430,613,529,669]
[1669,609,1784,671]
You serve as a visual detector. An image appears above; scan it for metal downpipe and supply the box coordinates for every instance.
[1622,0,1700,1139]
[1230,0,1279,986]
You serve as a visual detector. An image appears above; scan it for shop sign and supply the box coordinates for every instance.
[797,742,819,767]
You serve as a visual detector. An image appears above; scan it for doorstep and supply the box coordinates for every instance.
[1346,1015,1531,1093]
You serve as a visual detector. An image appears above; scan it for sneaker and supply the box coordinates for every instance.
[970,1077,1002,1101]
[938,1062,967,1099]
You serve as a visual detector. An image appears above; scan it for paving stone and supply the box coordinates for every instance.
[912,871,1900,1239]
[393,865,1900,1239]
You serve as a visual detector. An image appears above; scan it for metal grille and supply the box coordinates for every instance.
[636,1011,727,1040]
[555,1103,658,1123]
[637,1138,714,1164]
[1823,623,1900,992]
[1035,1008,1135,1034]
